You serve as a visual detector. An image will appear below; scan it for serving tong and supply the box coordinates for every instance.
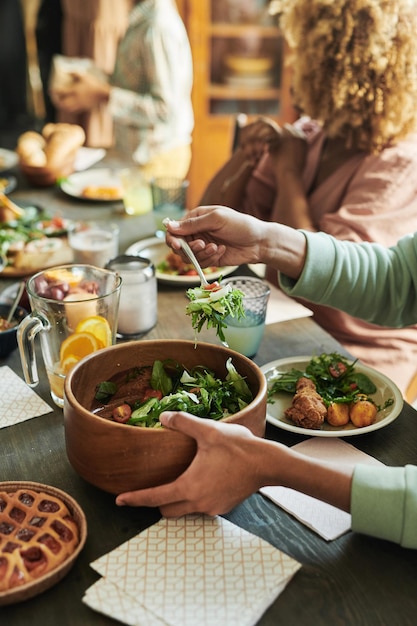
[6,281,26,323]
[0,192,25,219]
[0,193,25,272]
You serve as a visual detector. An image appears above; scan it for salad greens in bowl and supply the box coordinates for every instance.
[64,339,267,494]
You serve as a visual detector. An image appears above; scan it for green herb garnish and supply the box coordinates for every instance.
[186,282,245,342]
[95,381,118,401]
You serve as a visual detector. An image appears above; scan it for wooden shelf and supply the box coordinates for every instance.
[183,0,296,207]
[209,24,280,38]
[209,84,281,100]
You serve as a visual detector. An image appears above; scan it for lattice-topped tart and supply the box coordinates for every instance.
[0,482,87,605]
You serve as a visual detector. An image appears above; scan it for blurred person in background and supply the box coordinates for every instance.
[36,0,131,145]
[50,0,193,179]
[35,0,62,124]
[0,0,28,136]
[200,0,417,395]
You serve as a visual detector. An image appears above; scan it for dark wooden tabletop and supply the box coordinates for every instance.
[1,157,417,625]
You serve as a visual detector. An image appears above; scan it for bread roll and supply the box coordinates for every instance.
[43,124,85,167]
[16,131,47,166]
[42,123,78,140]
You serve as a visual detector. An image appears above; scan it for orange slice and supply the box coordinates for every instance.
[61,354,80,375]
[60,331,101,364]
[75,315,112,348]
[44,268,81,288]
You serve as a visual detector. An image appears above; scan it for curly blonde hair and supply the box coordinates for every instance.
[271,0,417,152]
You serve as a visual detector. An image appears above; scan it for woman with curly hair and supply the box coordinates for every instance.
[201,0,417,396]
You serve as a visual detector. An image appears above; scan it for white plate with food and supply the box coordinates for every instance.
[125,237,238,285]
[59,168,123,202]
[0,175,17,194]
[0,148,18,173]
[261,355,403,437]
[0,203,73,277]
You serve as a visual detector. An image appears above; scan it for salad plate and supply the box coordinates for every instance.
[0,204,73,277]
[261,355,403,437]
[125,237,238,286]
[59,168,123,202]
[0,175,17,195]
[0,148,18,173]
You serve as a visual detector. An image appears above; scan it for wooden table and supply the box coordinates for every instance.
[1,160,417,625]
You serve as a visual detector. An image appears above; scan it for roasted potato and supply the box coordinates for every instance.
[327,401,350,426]
[349,396,377,427]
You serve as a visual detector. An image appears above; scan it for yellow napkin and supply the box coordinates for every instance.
[0,366,53,428]
[83,514,301,626]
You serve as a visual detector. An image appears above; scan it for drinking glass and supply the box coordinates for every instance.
[68,221,119,268]
[151,177,189,236]
[120,167,153,216]
[221,276,270,358]
[17,264,121,407]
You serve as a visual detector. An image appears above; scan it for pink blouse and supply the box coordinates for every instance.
[242,118,417,394]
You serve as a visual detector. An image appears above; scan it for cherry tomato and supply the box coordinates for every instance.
[142,388,163,401]
[52,216,65,228]
[112,404,132,423]
[205,281,221,291]
[329,362,347,378]
[188,387,201,394]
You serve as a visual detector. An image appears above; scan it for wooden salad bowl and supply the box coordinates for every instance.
[64,339,267,494]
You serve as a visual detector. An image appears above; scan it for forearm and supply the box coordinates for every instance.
[260,222,307,279]
[255,437,353,512]
[280,231,417,327]
[274,169,314,230]
[200,149,254,206]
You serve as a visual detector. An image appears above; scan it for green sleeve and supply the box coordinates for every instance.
[351,464,417,548]
[279,231,417,327]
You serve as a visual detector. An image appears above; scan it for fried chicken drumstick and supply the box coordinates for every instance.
[284,376,327,429]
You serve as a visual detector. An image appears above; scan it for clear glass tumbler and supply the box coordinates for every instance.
[221,275,270,358]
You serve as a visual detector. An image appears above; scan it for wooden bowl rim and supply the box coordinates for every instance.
[64,339,267,433]
[0,481,87,606]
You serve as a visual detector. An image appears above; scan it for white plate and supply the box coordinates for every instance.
[59,168,123,201]
[0,175,17,194]
[0,281,22,304]
[261,356,403,437]
[125,237,238,286]
[0,148,18,173]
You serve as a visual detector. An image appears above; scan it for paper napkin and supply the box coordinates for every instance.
[247,265,313,324]
[74,147,106,171]
[0,366,53,428]
[265,283,312,325]
[83,514,301,626]
[260,438,383,541]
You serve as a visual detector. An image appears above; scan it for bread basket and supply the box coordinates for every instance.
[17,124,85,187]
[19,152,78,187]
